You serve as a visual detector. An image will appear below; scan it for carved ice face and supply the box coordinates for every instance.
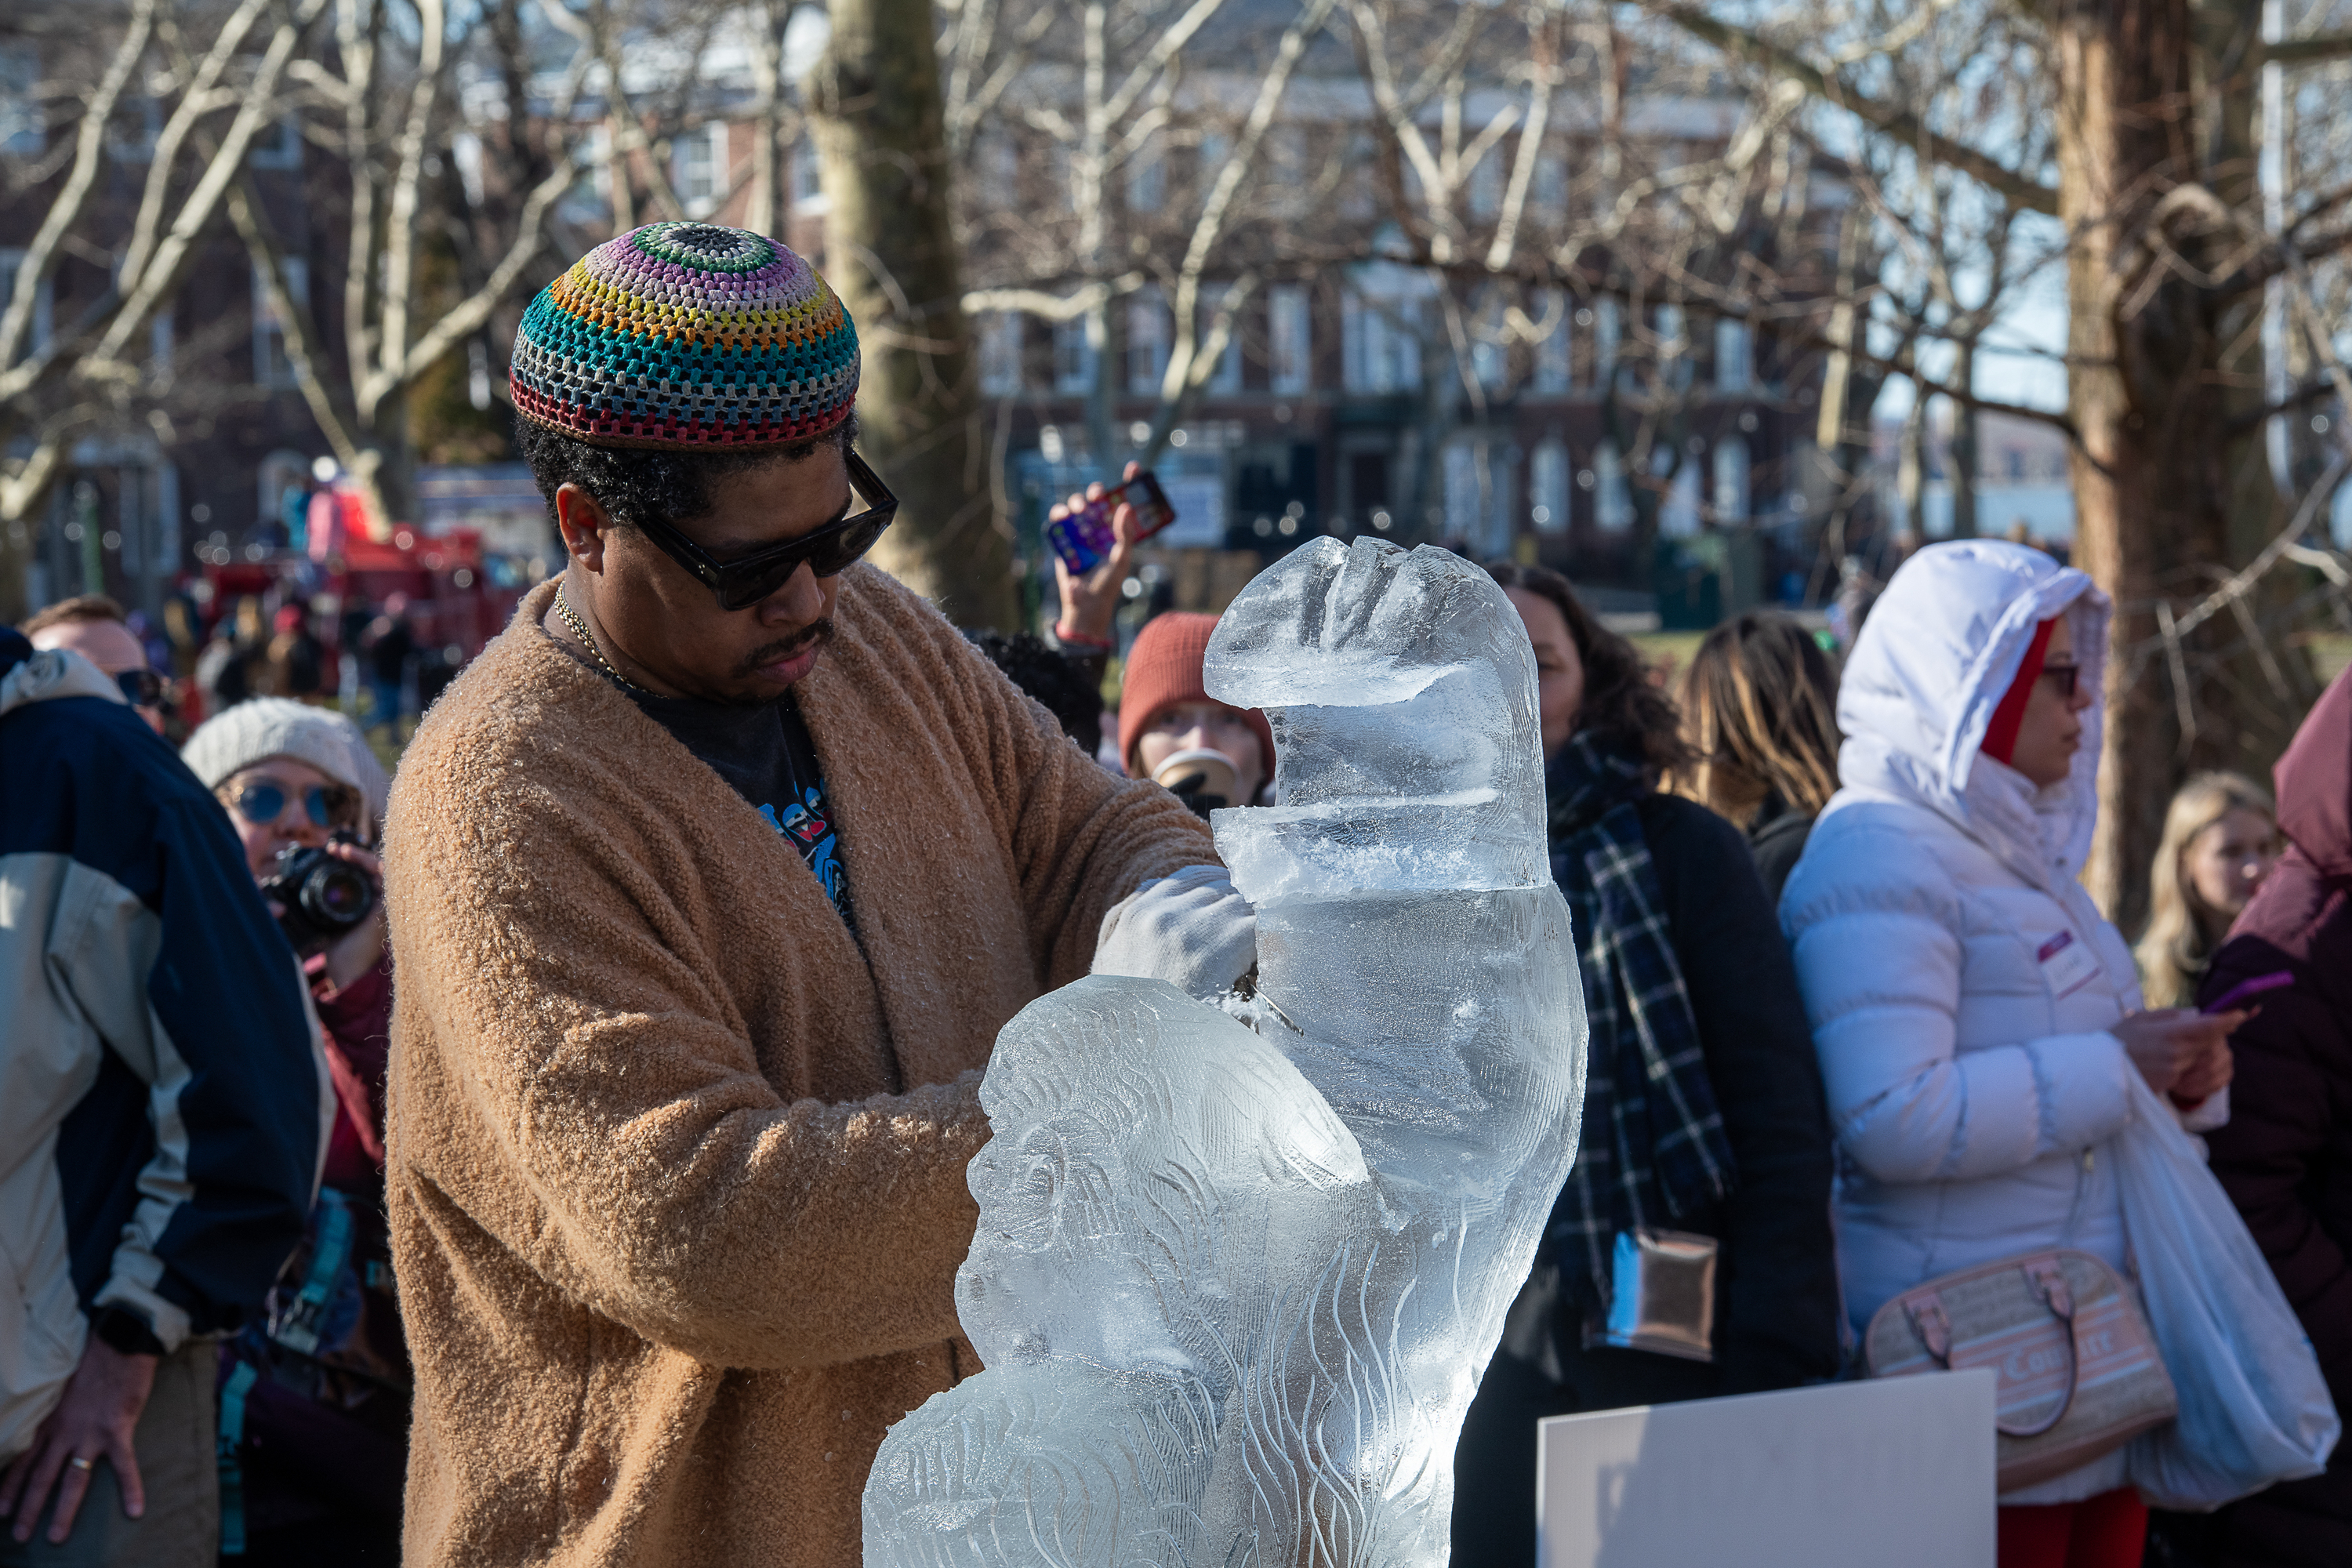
[960,977,1370,1371]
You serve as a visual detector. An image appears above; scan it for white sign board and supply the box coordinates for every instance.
[1538,1370,1996,1568]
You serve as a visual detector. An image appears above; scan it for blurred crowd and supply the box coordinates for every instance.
[2,217,2343,1568]
[4,525,2343,1568]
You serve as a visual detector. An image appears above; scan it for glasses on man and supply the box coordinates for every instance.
[114,669,171,709]
[630,448,899,612]
[2040,662,2082,700]
[225,779,358,831]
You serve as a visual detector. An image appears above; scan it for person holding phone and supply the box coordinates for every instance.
[2176,666,2352,1566]
[1780,541,2247,1568]
[1045,463,1151,687]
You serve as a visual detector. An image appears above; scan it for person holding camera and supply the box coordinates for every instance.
[179,700,406,1566]
[0,630,322,1568]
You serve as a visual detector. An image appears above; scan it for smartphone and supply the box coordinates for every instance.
[1044,471,1178,574]
[2204,970,2293,1014]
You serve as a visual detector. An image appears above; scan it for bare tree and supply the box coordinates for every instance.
[1643,0,2352,927]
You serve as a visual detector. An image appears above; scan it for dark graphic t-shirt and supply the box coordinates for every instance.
[630,688,853,924]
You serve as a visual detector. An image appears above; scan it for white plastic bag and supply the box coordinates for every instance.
[2112,1071,2341,1510]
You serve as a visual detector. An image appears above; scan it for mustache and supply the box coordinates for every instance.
[735,617,836,677]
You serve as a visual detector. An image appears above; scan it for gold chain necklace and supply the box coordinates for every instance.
[554,583,651,695]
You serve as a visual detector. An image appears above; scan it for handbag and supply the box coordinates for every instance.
[1865,1248,2178,1492]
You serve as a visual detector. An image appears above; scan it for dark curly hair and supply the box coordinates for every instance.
[513,412,859,533]
[1484,560,1693,779]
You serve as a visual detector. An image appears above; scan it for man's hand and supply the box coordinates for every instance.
[1051,462,1147,648]
[1094,864,1257,1000]
[0,1338,157,1544]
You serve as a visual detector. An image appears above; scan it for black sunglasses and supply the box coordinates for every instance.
[114,669,170,708]
[227,779,357,830]
[2040,662,2082,699]
[631,448,899,612]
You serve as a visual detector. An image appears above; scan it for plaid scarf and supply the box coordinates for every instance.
[1540,730,1737,1298]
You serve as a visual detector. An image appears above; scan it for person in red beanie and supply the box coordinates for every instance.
[1118,612,1276,811]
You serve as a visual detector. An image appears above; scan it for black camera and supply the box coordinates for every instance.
[260,839,378,956]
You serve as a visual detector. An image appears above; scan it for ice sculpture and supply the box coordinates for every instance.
[865,539,1587,1567]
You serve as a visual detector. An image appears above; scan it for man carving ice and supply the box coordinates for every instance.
[381,223,1243,1568]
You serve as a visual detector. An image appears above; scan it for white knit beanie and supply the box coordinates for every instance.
[181,698,391,831]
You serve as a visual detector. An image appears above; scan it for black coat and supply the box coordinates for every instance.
[1452,791,1842,1564]
[2166,670,2352,1566]
[1745,797,1817,908]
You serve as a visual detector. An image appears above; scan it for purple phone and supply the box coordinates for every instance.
[1044,471,1178,574]
[2204,970,2293,1014]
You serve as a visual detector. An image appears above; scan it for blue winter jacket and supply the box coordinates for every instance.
[0,626,325,1461]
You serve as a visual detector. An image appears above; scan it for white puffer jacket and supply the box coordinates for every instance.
[1782,540,2216,1504]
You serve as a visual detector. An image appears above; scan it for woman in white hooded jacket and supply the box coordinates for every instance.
[1782,541,2244,1568]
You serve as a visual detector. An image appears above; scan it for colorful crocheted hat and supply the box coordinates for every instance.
[510,222,858,449]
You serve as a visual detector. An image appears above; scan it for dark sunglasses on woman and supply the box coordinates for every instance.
[630,448,899,612]
[2040,662,2081,699]
[226,779,358,830]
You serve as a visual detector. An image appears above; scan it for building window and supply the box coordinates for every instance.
[148,308,173,379]
[1127,286,1170,396]
[106,96,160,163]
[1533,151,1567,218]
[1267,126,1307,215]
[792,136,825,210]
[1470,286,1508,391]
[1126,144,1163,214]
[1340,132,1379,220]
[1715,318,1751,394]
[1,44,43,157]
[252,256,310,389]
[1343,268,1425,395]
[1268,284,1310,395]
[1443,437,1514,557]
[561,122,615,224]
[249,113,303,172]
[1713,434,1750,523]
[1196,131,1229,197]
[1204,285,1243,396]
[1661,453,1703,536]
[977,311,1024,396]
[976,132,1017,205]
[1052,316,1097,395]
[677,122,728,217]
[1532,288,1570,394]
[1531,437,1569,534]
[0,249,55,365]
[1594,297,1620,390]
[1595,440,1632,532]
[1467,149,1503,220]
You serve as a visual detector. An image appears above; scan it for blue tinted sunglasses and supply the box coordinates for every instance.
[227,779,357,829]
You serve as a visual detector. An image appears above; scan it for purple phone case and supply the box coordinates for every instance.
[2203,970,2293,1014]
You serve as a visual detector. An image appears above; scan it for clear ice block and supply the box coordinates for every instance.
[864,539,1588,1566]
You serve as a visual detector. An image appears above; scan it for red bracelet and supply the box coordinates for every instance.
[1054,623,1114,652]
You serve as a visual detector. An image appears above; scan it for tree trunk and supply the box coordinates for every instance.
[808,0,1014,630]
[2058,0,2274,932]
[1950,343,1978,539]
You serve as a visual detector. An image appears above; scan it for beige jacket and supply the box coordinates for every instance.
[384,571,1214,1566]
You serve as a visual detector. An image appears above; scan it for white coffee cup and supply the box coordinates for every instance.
[1152,747,1240,804]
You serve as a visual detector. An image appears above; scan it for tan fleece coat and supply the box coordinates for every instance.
[383,570,1214,1568]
